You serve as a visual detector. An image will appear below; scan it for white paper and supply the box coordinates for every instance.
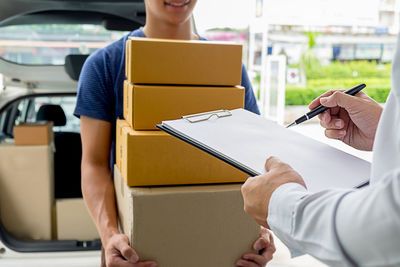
[162,108,371,192]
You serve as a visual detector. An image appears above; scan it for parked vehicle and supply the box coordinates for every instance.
[0,1,145,266]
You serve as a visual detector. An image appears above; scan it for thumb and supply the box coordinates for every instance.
[253,236,268,251]
[253,227,270,251]
[264,156,282,172]
[114,239,139,263]
[320,91,357,110]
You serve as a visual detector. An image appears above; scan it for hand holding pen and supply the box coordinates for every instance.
[293,84,383,151]
[287,83,366,128]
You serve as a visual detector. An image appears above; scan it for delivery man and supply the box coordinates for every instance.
[74,0,275,266]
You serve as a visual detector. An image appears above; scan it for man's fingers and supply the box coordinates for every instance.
[108,257,156,267]
[134,262,158,267]
[264,156,283,172]
[320,118,344,130]
[253,237,268,251]
[268,233,276,252]
[242,253,269,266]
[320,91,358,109]
[253,236,268,251]
[259,226,269,236]
[308,90,336,110]
[108,257,137,267]
[318,111,331,124]
[114,240,139,263]
[236,259,260,267]
[325,129,346,139]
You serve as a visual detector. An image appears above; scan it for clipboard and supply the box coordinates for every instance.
[157,108,370,192]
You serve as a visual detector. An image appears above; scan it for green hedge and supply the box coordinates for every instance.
[254,61,392,105]
[303,61,391,79]
[286,84,391,105]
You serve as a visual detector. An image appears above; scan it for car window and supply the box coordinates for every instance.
[0,24,129,65]
[27,96,80,133]
[14,99,30,125]
[0,95,80,136]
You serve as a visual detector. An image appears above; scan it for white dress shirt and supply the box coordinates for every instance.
[267,37,400,267]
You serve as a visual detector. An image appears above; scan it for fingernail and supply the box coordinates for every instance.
[335,121,342,127]
[130,255,138,262]
[320,97,328,104]
[254,243,262,251]
[323,113,328,122]
[242,255,249,260]
[339,130,346,137]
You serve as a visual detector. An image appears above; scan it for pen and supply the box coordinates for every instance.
[286,83,366,128]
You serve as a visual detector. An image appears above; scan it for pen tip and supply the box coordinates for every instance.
[286,122,296,128]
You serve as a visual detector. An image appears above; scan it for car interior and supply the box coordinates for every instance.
[0,0,146,253]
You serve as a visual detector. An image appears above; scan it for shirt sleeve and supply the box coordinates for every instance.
[74,50,115,122]
[241,64,260,115]
[268,171,400,266]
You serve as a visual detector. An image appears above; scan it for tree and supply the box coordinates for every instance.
[300,31,321,85]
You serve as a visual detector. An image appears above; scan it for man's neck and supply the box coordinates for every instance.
[142,17,197,40]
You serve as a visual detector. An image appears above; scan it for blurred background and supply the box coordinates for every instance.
[195,0,393,126]
[0,0,394,126]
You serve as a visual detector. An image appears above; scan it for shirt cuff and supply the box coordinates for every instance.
[267,182,308,257]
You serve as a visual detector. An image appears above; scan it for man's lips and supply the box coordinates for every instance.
[164,0,190,7]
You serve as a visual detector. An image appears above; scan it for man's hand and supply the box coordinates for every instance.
[241,157,306,228]
[105,233,157,267]
[309,90,383,151]
[236,227,276,267]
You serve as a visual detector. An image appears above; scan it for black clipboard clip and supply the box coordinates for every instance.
[182,110,232,123]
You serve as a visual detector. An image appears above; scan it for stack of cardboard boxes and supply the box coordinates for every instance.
[0,122,99,241]
[0,122,55,240]
[116,38,260,266]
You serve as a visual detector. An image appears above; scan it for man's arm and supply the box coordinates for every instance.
[80,116,156,267]
[80,116,118,246]
[243,158,400,266]
[268,169,400,266]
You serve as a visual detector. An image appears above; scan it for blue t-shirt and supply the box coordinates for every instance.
[74,28,260,168]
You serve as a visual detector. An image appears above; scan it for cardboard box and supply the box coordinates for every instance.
[14,121,54,146]
[125,37,243,86]
[114,165,260,267]
[116,119,248,186]
[56,198,99,240]
[0,144,54,240]
[123,80,131,125]
[124,83,245,130]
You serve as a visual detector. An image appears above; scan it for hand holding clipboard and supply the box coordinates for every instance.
[157,108,370,192]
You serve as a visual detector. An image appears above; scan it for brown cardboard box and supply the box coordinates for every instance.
[56,198,99,240]
[116,119,248,186]
[124,83,245,130]
[14,121,54,146]
[123,80,131,125]
[125,37,243,86]
[114,165,260,267]
[0,144,54,240]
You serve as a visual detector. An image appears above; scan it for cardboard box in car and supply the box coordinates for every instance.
[124,83,245,130]
[14,121,54,146]
[0,144,54,240]
[125,37,243,86]
[116,119,248,187]
[114,165,260,267]
[56,198,99,240]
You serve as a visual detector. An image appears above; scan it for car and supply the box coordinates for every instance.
[0,1,146,266]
